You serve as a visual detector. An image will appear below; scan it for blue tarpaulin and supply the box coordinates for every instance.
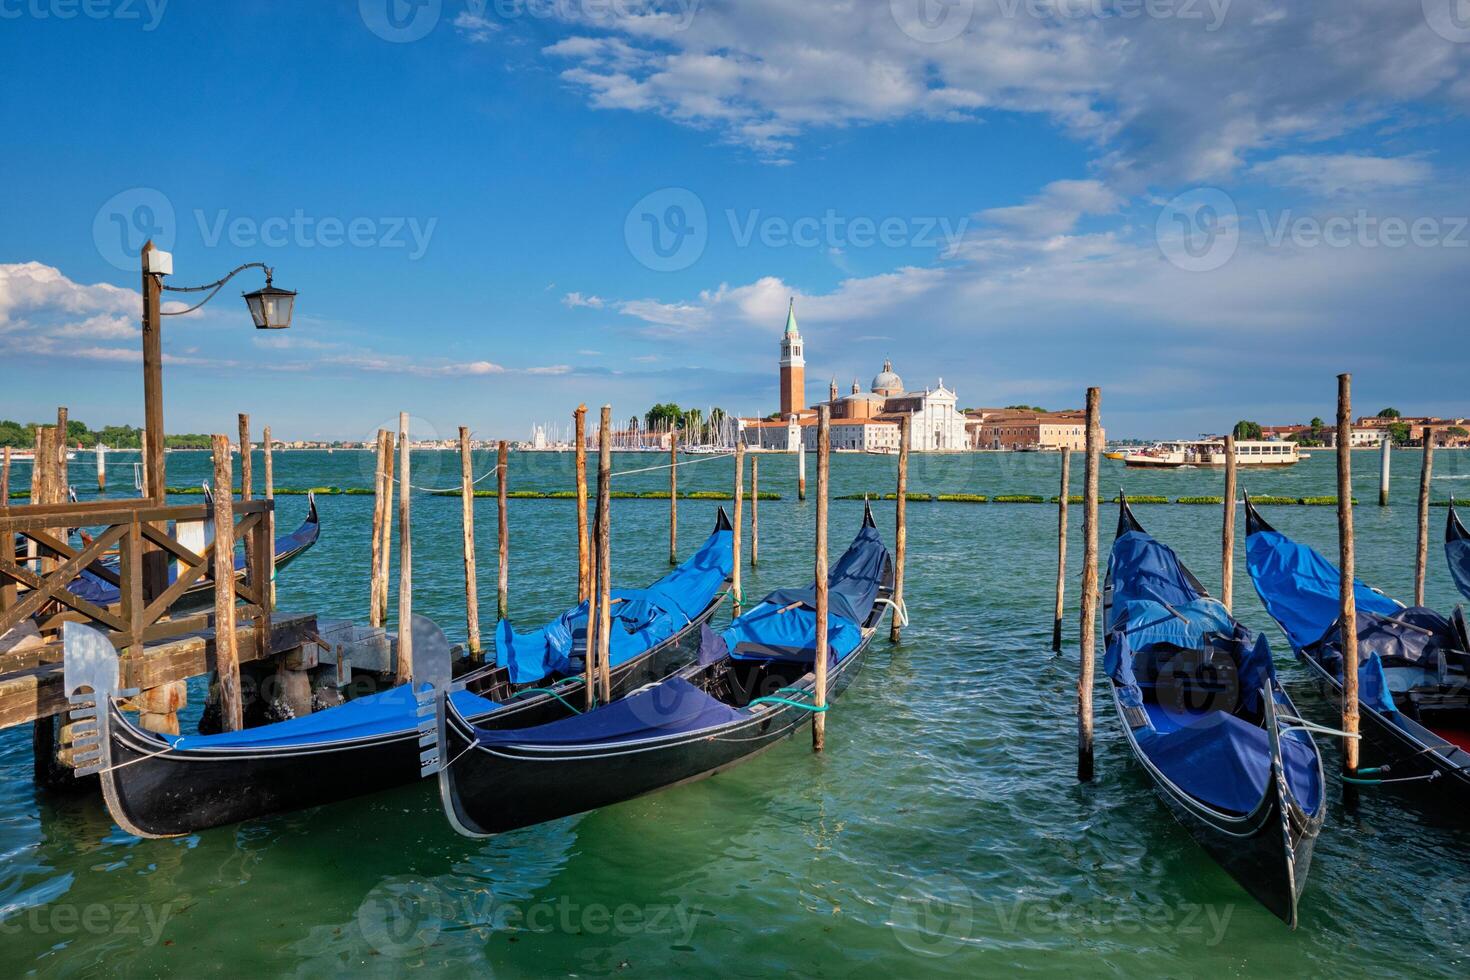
[1107,513,1320,817]
[761,521,889,626]
[495,519,732,684]
[170,686,499,749]
[1447,504,1470,603]
[470,676,745,748]
[1245,528,1400,651]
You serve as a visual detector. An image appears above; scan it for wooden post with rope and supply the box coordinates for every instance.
[1051,445,1070,652]
[1415,425,1434,606]
[813,405,831,752]
[575,404,590,604]
[497,440,510,624]
[1222,433,1237,613]
[459,427,481,658]
[732,441,744,609]
[211,435,243,732]
[397,412,413,684]
[1078,386,1101,782]
[891,415,910,644]
[1338,374,1360,775]
[669,427,678,565]
[596,405,613,703]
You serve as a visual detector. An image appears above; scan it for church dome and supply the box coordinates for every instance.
[871,359,904,395]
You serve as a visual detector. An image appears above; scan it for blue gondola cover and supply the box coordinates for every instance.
[1245,528,1400,650]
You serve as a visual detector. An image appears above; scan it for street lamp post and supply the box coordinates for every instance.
[139,241,296,497]
[138,241,295,596]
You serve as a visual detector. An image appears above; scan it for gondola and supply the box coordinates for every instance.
[61,508,734,838]
[1244,496,1470,799]
[1446,498,1470,603]
[64,492,322,610]
[1104,497,1325,928]
[427,503,895,838]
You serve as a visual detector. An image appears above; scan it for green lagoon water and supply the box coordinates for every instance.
[3,448,1470,976]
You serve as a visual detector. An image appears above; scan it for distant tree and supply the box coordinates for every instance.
[644,403,683,429]
[0,419,32,448]
[1387,422,1412,446]
[1448,426,1469,438]
[1233,420,1263,440]
[1377,407,1401,419]
[1005,404,1047,413]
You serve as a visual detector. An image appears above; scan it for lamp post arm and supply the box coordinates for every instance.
[160,262,274,316]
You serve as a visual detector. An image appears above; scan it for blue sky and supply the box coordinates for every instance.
[2,1,1468,440]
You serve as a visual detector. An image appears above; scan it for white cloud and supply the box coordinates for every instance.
[453,11,500,43]
[562,291,607,309]
[525,2,1470,181]
[1247,153,1432,196]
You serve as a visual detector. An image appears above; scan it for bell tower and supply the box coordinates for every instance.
[778,298,805,416]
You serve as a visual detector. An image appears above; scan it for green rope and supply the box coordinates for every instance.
[748,696,828,712]
[511,683,585,715]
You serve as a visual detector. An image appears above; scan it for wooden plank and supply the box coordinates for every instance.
[0,612,317,730]
[0,524,129,632]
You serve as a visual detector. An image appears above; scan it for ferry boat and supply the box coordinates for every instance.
[1122,439,1300,469]
[3,449,78,463]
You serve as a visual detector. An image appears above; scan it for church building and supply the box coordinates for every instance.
[740,301,970,452]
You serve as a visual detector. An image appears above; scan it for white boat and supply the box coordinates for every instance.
[3,450,78,462]
[1122,439,1300,469]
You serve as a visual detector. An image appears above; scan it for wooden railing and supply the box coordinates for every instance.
[1,497,273,656]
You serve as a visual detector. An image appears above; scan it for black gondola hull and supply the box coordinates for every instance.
[92,594,722,838]
[439,638,871,836]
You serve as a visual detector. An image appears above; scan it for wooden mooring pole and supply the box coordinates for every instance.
[813,405,831,752]
[263,425,275,607]
[397,412,413,684]
[797,440,807,501]
[1222,433,1237,613]
[369,428,392,628]
[459,427,481,658]
[238,414,255,601]
[211,434,243,732]
[669,427,679,565]
[1415,425,1434,606]
[1051,445,1070,652]
[575,404,590,604]
[750,456,759,566]
[891,415,910,644]
[1,446,9,502]
[596,405,613,703]
[96,442,106,493]
[56,406,67,493]
[1379,433,1391,507]
[1078,387,1101,782]
[1337,374,1360,775]
[497,440,510,623]
[732,441,744,608]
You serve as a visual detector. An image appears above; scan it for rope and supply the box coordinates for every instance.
[87,733,185,776]
[748,696,828,712]
[392,468,500,494]
[510,683,585,715]
[874,596,909,627]
[1342,771,1442,786]
[609,452,735,478]
[1277,715,1361,739]
[439,736,481,773]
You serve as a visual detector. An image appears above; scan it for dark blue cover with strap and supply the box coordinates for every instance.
[470,676,745,747]
[760,519,889,627]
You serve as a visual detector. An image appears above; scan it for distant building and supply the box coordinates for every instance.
[965,408,1097,451]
